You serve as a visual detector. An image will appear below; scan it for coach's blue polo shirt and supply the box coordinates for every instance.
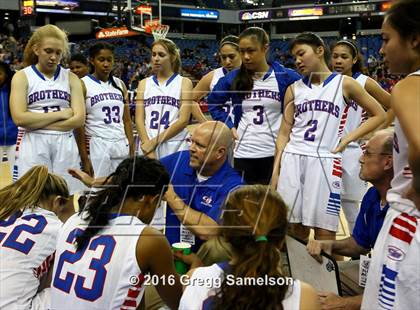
[160,150,244,252]
[352,187,390,250]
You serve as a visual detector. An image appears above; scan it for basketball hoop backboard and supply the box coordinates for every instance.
[126,0,161,34]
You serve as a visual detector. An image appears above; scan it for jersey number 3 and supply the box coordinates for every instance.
[253,106,264,125]
[53,228,116,301]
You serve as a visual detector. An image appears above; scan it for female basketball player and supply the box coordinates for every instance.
[0,61,16,176]
[331,40,392,232]
[50,156,182,309]
[191,35,242,123]
[362,0,420,308]
[271,32,386,241]
[208,27,301,184]
[76,42,134,178]
[10,24,85,193]
[135,38,192,159]
[69,53,89,79]
[179,185,321,310]
[0,166,69,310]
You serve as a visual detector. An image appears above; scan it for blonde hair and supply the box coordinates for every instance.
[0,166,69,220]
[151,38,181,73]
[23,24,69,67]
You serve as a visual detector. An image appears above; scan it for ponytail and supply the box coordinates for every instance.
[231,64,254,98]
[109,74,125,98]
[212,185,289,310]
[75,174,119,250]
[0,166,69,220]
[214,237,288,310]
[75,156,169,251]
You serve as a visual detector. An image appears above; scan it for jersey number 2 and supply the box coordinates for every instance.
[304,120,318,142]
[0,214,47,255]
[53,228,116,301]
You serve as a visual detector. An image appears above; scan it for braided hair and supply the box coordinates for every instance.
[75,156,169,250]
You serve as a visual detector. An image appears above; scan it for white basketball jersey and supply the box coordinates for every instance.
[179,263,301,310]
[143,74,189,142]
[343,73,368,148]
[361,208,420,310]
[82,75,126,140]
[386,70,418,207]
[285,73,347,157]
[235,67,283,158]
[51,213,146,310]
[23,65,71,134]
[0,208,62,310]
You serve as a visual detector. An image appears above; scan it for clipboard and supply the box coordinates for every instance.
[285,235,342,296]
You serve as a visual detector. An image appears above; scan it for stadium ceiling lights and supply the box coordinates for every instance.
[244,0,258,5]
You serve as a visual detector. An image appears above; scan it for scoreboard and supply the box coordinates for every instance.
[20,0,36,17]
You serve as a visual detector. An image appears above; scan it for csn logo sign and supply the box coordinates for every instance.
[240,10,271,21]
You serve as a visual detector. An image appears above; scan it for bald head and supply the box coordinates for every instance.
[189,121,234,175]
[372,129,394,155]
[359,128,394,184]
[194,121,233,149]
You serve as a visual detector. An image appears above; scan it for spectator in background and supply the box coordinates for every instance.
[0,61,16,176]
[367,54,377,71]
[69,53,89,79]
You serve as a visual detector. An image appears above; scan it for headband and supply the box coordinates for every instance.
[336,40,358,56]
[219,41,239,49]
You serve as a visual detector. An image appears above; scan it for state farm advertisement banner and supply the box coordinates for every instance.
[96,27,139,39]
